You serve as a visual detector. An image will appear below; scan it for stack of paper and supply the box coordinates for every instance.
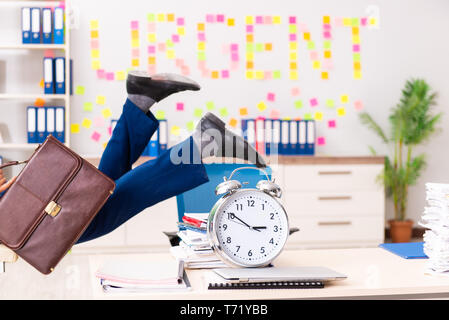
[420,183,449,275]
[170,213,227,269]
[95,260,190,293]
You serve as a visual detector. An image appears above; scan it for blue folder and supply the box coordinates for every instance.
[379,242,428,259]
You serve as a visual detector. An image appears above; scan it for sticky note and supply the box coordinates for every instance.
[91,60,101,70]
[96,95,106,105]
[303,113,312,120]
[82,118,92,129]
[323,40,332,49]
[323,31,331,39]
[39,78,44,88]
[317,136,326,146]
[227,18,235,26]
[197,23,205,31]
[177,17,185,26]
[219,107,229,117]
[353,44,360,52]
[115,71,126,81]
[206,14,215,23]
[97,69,105,79]
[130,20,139,29]
[83,102,93,112]
[34,98,45,107]
[273,16,281,24]
[273,70,281,79]
[321,72,329,79]
[354,100,364,111]
[229,118,238,128]
[101,108,112,119]
[307,41,315,50]
[340,95,349,103]
[310,98,318,107]
[245,70,254,79]
[312,60,321,69]
[303,32,311,41]
[90,20,99,29]
[157,13,165,22]
[170,125,181,136]
[291,87,300,96]
[205,101,215,110]
[326,99,335,108]
[239,107,248,116]
[323,16,330,24]
[337,107,346,116]
[310,51,318,60]
[194,108,203,118]
[131,58,140,66]
[267,92,275,102]
[167,13,175,22]
[245,16,254,24]
[314,112,323,121]
[294,100,303,109]
[91,131,101,142]
[147,13,155,22]
[155,110,165,119]
[90,30,99,38]
[257,101,267,111]
[256,16,263,24]
[106,72,115,81]
[270,109,281,119]
[70,123,80,134]
[174,102,184,111]
[289,71,298,80]
[328,120,336,128]
[186,121,195,132]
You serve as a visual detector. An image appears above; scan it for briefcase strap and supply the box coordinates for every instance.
[0,160,28,170]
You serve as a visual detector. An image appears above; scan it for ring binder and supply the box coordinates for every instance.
[208,280,324,290]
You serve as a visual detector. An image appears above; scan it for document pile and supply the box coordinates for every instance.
[95,259,190,293]
[420,183,449,275]
[170,214,227,269]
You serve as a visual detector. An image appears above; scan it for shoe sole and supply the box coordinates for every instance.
[128,72,200,91]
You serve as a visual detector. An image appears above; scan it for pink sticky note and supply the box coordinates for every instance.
[298,23,308,33]
[289,34,297,41]
[334,17,343,27]
[108,126,112,136]
[354,100,364,110]
[206,14,214,23]
[264,16,272,24]
[176,102,184,111]
[181,65,190,75]
[94,116,105,127]
[132,48,139,57]
[147,65,156,74]
[246,25,254,33]
[175,58,184,67]
[310,51,319,60]
[216,14,225,23]
[147,23,156,32]
[158,43,166,52]
[267,92,275,102]
[44,49,55,58]
[230,43,239,52]
[361,17,368,26]
[310,98,318,107]
[323,23,331,30]
[198,33,206,41]
[270,109,281,119]
[231,61,239,71]
[317,136,326,146]
[323,31,332,39]
[147,45,155,54]
[91,131,101,142]
[106,72,115,81]
[198,60,206,70]
[177,17,185,26]
[264,71,272,80]
[256,16,263,24]
[289,16,296,24]
[90,40,99,49]
[131,21,139,29]
[231,53,239,62]
[353,44,360,52]
[57,2,65,9]
[221,70,229,78]
[328,120,336,128]
[322,59,334,70]
[291,87,300,96]
[97,69,105,79]
[170,34,179,43]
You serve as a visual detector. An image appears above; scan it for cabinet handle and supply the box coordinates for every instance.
[318,171,352,175]
[318,221,352,226]
[318,196,352,201]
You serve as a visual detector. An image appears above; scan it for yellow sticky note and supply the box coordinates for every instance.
[177,27,185,35]
[340,95,349,103]
[157,13,165,22]
[369,17,377,26]
[91,60,101,70]
[148,33,157,43]
[312,60,321,69]
[255,70,264,80]
[343,17,351,26]
[257,101,267,111]
[96,95,106,105]
[289,42,297,50]
[197,42,206,51]
[227,18,235,26]
[245,70,254,79]
[303,32,311,41]
[166,50,175,59]
[323,16,330,24]
[102,142,108,150]
[91,49,100,58]
[324,50,332,59]
[321,71,329,80]
[289,52,297,61]
[245,16,254,25]
[131,58,140,66]
[115,71,126,81]
[90,30,99,38]
[170,125,180,136]
[337,107,346,116]
[273,16,281,24]
[352,35,360,44]
[314,112,323,121]
[90,20,99,29]
[82,118,92,129]
[131,39,140,48]
[354,70,362,80]
[289,71,298,80]
[70,123,80,134]
[101,108,112,119]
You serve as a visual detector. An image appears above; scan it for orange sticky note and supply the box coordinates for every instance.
[265,43,272,51]
[197,23,205,31]
[239,107,248,116]
[229,118,238,128]
[227,18,235,26]
[321,71,329,79]
[303,32,311,41]
[90,30,99,38]
[34,98,45,107]
[39,78,44,88]
[211,70,219,79]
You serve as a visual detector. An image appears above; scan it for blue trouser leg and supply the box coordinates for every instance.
[77,100,209,244]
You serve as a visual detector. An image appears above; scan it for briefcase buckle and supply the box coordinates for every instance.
[45,201,61,217]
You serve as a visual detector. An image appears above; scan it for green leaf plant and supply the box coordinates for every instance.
[359,79,442,221]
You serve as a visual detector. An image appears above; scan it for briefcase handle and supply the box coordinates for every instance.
[0,160,28,170]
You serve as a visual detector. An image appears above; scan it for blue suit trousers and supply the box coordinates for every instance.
[76,99,209,243]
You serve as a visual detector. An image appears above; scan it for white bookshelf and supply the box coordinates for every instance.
[0,0,71,150]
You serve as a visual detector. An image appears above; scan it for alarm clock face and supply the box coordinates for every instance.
[208,189,289,268]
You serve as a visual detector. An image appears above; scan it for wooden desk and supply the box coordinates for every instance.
[2,247,445,299]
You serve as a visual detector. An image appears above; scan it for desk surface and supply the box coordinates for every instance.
[1,247,448,299]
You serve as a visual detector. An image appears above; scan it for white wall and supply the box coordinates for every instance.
[1,0,449,224]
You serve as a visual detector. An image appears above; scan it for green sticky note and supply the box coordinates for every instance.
[186,121,195,132]
[75,85,85,95]
[326,99,335,108]
[273,70,281,79]
[304,113,312,120]
[353,53,361,61]
[147,13,155,22]
[288,24,297,33]
[197,52,206,61]
[294,100,303,109]
[246,43,254,52]
[219,107,229,117]
[206,101,215,110]
[83,102,93,112]
[351,17,359,26]
[255,43,264,52]
[307,41,315,50]
[166,39,174,48]
[155,110,166,120]
[194,108,203,118]
[323,40,332,49]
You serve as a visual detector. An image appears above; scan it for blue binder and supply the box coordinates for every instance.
[241,119,248,142]
[42,8,52,44]
[280,120,289,155]
[379,242,427,259]
[305,120,315,155]
[246,119,255,148]
[264,119,272,155]
[271,119,281,155]
[158,119,168,153]
[55,107,65,143]
[30,7,41,43]
[45,106,56,138]
[289,120,298,155]
[36,107,46,143]
[149,128,159,157]
[43,57,54,94]
[27,106,37,143]
[21,7,31,44]
[54,57,65,94]
[298,120,306,155]
[53,7,64,44]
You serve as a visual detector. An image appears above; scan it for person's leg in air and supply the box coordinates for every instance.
[76,71,265,244]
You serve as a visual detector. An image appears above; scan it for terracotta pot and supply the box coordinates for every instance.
[388,219,414,243]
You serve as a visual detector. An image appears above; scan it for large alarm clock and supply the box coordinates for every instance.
[207,167,289,268]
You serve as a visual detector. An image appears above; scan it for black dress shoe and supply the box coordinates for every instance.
[127,71,201,102]
[197,112,267,168]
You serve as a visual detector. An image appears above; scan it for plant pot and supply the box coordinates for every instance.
[388,219,414,243]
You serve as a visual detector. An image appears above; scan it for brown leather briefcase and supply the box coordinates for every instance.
[0,135,115,274]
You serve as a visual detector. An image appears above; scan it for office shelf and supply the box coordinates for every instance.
[0,93,68,100]
[0,143,38,150]
[0,44,66,50]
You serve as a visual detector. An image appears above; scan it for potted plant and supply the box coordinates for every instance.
[359,79,442,242]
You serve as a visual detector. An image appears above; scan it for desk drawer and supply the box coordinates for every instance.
[284,164,383,192]
[284,191,384,217]
[288,216,384,243]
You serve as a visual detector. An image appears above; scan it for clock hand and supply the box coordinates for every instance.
[228,213,261,232]
[252,226,267,230]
